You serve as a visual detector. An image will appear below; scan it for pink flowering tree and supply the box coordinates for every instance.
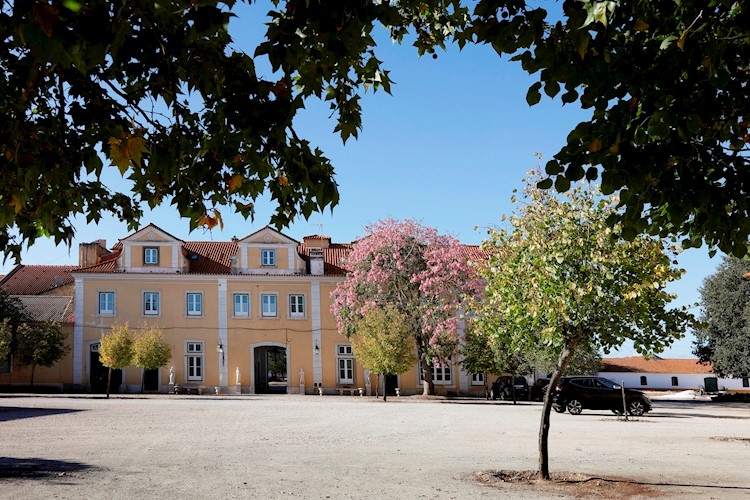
[331,219,483,395]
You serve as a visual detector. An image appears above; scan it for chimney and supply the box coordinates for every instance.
[79,240,110,268]
[309,248,324,276]
[303,235,331,249]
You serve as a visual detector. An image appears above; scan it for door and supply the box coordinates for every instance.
[143,369,159,391]
[569,378,597,408]
[254,346,288,394]
[595,377,623,409]
[704,377,719,393]
[385,374,398,396]
[89,343,122,394]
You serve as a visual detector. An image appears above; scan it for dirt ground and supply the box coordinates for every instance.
[1,394,749,499]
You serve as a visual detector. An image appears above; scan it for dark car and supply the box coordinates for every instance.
[550,376,651,416]
[529,378,550,401]
[490,376,529,401]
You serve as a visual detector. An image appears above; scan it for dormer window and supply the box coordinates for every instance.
[144,247,159,265]
[261,249,276,266]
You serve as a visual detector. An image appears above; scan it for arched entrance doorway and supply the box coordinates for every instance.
[254,345,287,394]
[89,343,122,394]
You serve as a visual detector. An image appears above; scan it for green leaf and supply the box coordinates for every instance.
[537,178,554,190]
[63,1,82,12]
[526,82,542,106]
[660,35,678,50]
[545,160,563,175]
[544,80,560,98]
[554,175,571,192]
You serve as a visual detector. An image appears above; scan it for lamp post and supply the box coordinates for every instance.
[216,342,224,365]
[216,342,224,394]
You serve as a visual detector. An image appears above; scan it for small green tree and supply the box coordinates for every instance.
[351,306,417,402]
[99,324,134,398]
[464,310,534,404]
[0,318,13,367]
[469,172,695,479]
[0,290,31,347]
[133,324,172,393]
[15,321,70,387]
[0,292,33,373]
[493,347,533,404]
[529,345,603,378]
[460,326,503,399]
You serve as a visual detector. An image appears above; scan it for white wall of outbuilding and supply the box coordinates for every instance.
[599,371,750,392]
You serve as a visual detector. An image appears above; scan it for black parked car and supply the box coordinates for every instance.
[529,378,550,401]
[550,376,651,416]
[490,376,529,400]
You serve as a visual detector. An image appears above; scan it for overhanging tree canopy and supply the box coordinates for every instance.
[471,0,750,257]
[3,1,749,262]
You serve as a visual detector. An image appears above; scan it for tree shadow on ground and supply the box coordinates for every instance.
[0,457,95,479]
[0,406,83,422]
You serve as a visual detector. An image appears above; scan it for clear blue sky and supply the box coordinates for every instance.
[2,3,719,357]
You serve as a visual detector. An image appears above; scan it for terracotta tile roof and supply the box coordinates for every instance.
[601,356,713,374]
[183,241,238,274]
[75,252,120,273]
[0,265,76,295]
[69,224,489,278]
[296,243,490,276]
[461,245,491,263]
[298,243,352,276]
[15,295,74,324]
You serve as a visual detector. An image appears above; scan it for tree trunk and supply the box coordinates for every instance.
[106,367,112,399]
[141,369,145,394]
[382,375,387,402]
[416,337,435,396]
[511,370,517,405]
[420,363,434,396]
[30,363,36,387]
[538,336,579,479]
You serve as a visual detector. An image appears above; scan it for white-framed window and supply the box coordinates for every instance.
[186,342,204,381]
[261,249,276,266]
[289,294,305,318]
[471,373,485,386]
[337,344,354,384]
[98,291,115,315]
[420,361,453,385]
[234,293,250,317]
[186,292,203,316]
[261,293,277,317]
[144,247,159,265]
[143,291,160,316]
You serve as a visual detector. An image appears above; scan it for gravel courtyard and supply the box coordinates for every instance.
[1,394,749,499]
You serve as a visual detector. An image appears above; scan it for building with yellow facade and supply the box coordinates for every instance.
[3,224,489,397]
